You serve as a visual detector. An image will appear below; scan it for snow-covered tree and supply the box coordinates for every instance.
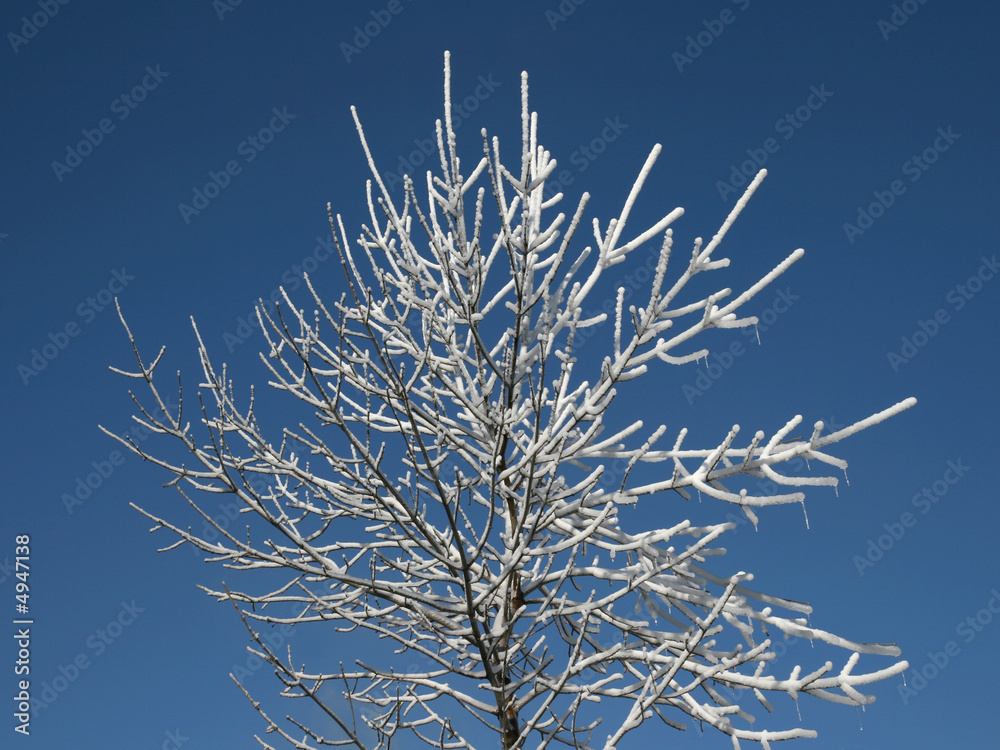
[105,52,915,749]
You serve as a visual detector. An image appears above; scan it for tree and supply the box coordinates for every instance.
[104,52,915,749]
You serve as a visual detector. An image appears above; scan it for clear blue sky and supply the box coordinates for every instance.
[2,2,998,748]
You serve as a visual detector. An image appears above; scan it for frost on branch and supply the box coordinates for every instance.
[104,51,915,750]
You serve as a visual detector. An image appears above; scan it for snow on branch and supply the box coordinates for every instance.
[104,51,915,750]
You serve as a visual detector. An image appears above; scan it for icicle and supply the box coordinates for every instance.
[800,500,809,530]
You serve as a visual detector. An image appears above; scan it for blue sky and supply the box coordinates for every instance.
[2,1,998,748]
